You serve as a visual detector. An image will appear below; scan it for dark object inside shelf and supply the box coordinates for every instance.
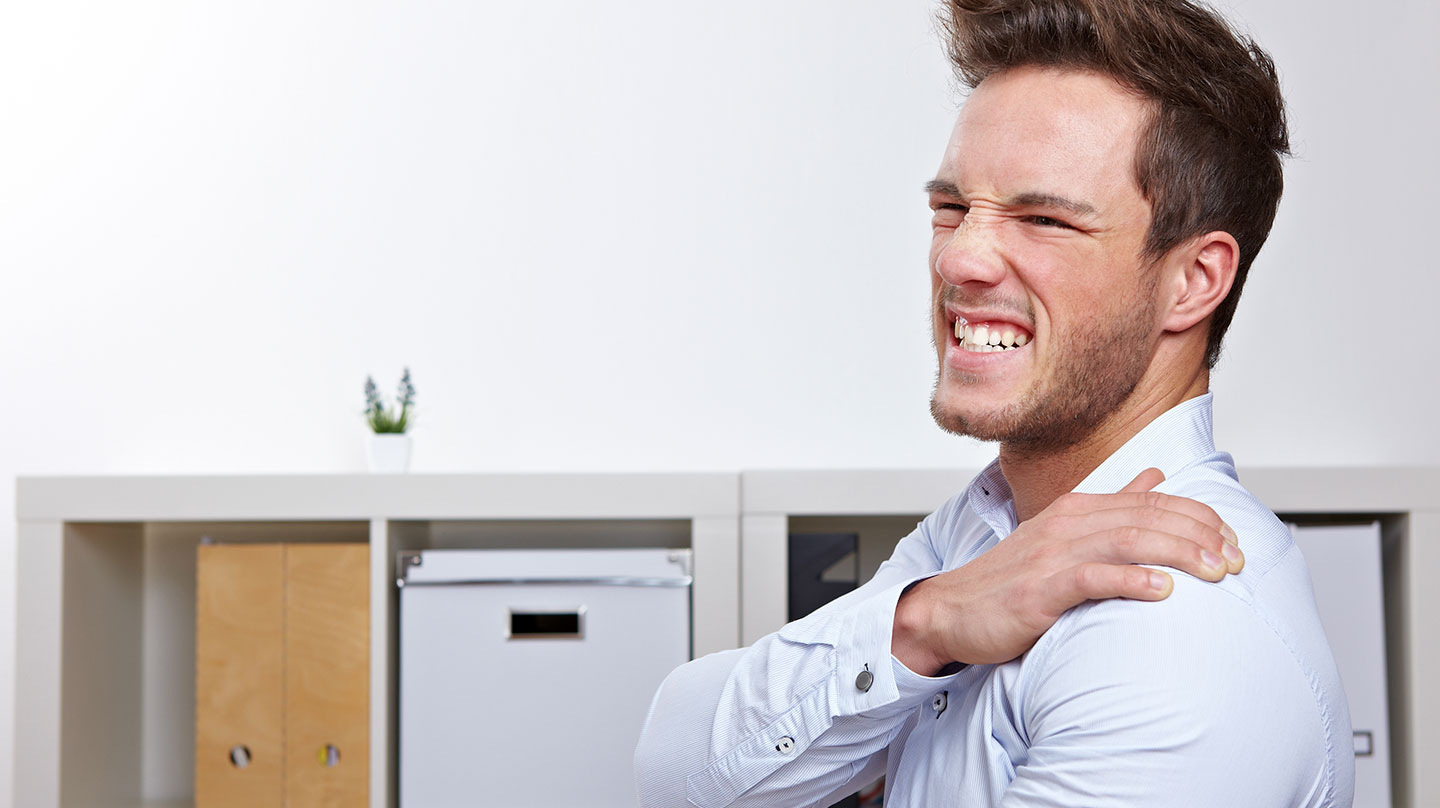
[788,532,860,621]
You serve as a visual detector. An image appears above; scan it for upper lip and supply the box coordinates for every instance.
[943,304,1033,333]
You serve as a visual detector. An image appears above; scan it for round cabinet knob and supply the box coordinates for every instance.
[229,745,252,769]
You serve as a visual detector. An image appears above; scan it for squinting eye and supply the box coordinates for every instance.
[1029,216,1072,229]
[932,204,968,226]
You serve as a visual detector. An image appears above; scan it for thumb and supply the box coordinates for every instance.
[1120,467,1165,493]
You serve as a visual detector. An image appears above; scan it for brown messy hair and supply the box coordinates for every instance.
[940,0,1289,368]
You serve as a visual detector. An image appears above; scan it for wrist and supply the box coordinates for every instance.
[892,578,950,676]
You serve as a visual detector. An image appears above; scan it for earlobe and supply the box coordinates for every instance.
[1162,232,1239,333]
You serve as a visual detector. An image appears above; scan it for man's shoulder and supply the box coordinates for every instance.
[1035,559,1281,668]
[1014,460,1351,799]
[1156,456,1298,581]
[1005,562,1348,807]
[1048,457,1325,654]
[1018,559,1344,761]
[1025,456,1339,704]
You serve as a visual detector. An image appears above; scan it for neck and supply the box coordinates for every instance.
[1000,369,1210,522]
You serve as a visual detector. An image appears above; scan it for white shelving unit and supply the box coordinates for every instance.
[740,467,1440,808]
[12,473,740,808]
[13,467,1440,807]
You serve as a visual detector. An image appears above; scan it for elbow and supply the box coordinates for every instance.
[635,649,746,807]
[634,680,686,808]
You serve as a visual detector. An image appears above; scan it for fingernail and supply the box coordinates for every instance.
[1149,571,1170,592]
[1222,541,1244,566]
[1222,541,1245,574]
[1221,523,1239,545]
[1202,549,1224,570]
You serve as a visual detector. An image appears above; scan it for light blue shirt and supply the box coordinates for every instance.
[636,394,1354,807]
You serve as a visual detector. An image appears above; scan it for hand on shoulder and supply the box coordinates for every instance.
[892,467,1244,674]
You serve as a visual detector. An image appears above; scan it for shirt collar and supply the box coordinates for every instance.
[966,393,1219,536]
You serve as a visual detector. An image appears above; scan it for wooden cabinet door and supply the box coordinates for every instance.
[285,543,370,808]
[196,543,369,808]
[196,544,286,808]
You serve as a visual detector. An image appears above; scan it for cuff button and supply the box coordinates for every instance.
[776,736,795,755]
[856,664,874,693]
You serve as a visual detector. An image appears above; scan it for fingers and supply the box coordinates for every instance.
[1119,467,1165,493]
[1068,506,1243,576]
[1083,526,1231,581]
[1042,563,1174,613]
[1059,490,1239,545]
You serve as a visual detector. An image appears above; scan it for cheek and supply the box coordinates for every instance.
[1033,273,1147,351]
[1009,254,1102,344]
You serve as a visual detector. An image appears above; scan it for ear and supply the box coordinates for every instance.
[1159,230,1239,334]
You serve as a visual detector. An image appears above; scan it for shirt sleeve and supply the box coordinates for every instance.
[999,572,1335,808]
[635,506,965,808]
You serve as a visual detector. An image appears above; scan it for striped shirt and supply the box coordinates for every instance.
[635,393,1354,807]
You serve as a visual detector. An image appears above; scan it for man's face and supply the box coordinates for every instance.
[928,66,1161,451]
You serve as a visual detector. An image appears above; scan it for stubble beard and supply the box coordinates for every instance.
[929,296,1156,453]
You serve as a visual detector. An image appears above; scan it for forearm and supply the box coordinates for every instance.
[636,576,956,807]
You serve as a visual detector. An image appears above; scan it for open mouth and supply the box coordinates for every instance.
[951,316,1031,353]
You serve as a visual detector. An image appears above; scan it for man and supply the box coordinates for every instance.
[636,0,1352,805]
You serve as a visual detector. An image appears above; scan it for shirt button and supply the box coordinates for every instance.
[855,665,874,693]
[932,690,948,717]
[775,736,795,755]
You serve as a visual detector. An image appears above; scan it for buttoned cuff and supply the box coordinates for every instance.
[688,574,962,806]
[831,575,960,718]
[891,652,963,703]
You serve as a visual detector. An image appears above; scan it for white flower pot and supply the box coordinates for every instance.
[366,433,412,473]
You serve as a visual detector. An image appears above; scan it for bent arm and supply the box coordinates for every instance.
[634,645,896,808]
[635,512,962,807]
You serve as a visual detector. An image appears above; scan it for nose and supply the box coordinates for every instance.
[932,220,1008,289]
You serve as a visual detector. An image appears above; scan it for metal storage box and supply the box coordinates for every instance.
[398,548,691,807]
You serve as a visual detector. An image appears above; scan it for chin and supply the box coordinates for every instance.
[928,374,1121,452]
[928,387,1021,443]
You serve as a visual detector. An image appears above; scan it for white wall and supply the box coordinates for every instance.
[2,0,1436,795]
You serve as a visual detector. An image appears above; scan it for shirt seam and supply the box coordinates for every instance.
[1173,547,1340,805]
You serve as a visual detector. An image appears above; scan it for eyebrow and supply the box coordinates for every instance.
[1012,192,1098,218]
[924,179,961,197]
[924,180,1098,218]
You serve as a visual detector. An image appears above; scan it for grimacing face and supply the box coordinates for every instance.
[928,66,1165,451]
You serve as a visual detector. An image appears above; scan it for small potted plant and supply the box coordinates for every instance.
[363,367,416,472]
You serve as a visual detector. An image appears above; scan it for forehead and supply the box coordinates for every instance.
[940,66,1150,206]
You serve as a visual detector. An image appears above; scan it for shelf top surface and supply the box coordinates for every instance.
[15,472,740,522]
[16,467,1440,523]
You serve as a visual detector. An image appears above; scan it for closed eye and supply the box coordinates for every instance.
[1026,215,1074,229]
[931,202,968,228]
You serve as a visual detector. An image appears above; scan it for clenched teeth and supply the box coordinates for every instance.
[953,318,1030,352]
